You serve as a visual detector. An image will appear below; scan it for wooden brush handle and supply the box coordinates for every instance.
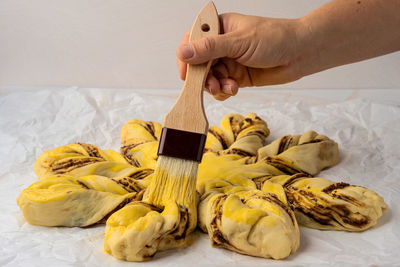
[163,1,219,134]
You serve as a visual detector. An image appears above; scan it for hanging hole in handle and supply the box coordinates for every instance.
[201,23,210,32]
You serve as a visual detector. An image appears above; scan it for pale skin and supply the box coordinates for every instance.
[176,0,400,101]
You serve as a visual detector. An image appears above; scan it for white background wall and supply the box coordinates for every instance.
[1,0,399,89]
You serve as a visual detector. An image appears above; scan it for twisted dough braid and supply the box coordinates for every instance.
[198,189,299,259]
[120,119,161,169]
[19,144,153,227]
[33,143,128,179]
[263,174,387,231]
[17,175,142,227]
[205,113,270,156]
[105,201,193,261]
[257,130,339,176]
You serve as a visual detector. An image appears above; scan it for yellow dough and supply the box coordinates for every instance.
[17,175,142,227]
[34,143,129,179]
[199,189,299,259]
[103,113,275,261]
[257,130,339,176]
[17,112,388,262]
[120,119,161,169]
[105,201,192,261]
[264,174,388,231]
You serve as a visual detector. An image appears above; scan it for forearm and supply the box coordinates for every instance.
[296,0,400,76]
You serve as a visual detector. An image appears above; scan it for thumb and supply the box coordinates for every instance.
[177,34,237,64]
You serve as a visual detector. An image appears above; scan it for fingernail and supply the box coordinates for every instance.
[222,85,234,95]
[180,44,194,59]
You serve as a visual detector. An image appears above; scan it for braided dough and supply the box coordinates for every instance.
[17,174,142,227]
[17,112,387,261]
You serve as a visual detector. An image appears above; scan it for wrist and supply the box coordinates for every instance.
[292,17,322,78]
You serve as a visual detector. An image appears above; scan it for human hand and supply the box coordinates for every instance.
[176,13,306,101]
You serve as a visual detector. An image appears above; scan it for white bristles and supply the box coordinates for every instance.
[147,155,198,208]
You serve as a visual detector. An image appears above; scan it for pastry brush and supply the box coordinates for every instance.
[147,1,219,208]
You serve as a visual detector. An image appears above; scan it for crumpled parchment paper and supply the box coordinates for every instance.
[0,87,399,267]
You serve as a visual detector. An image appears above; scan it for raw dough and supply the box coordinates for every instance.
[264,175,387,231]
[17,112,387,262]
[17,175,142,227]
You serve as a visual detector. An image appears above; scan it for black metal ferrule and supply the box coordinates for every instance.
[157,127,207,162]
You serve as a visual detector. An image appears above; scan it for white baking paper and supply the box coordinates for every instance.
[0,87,399,267]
